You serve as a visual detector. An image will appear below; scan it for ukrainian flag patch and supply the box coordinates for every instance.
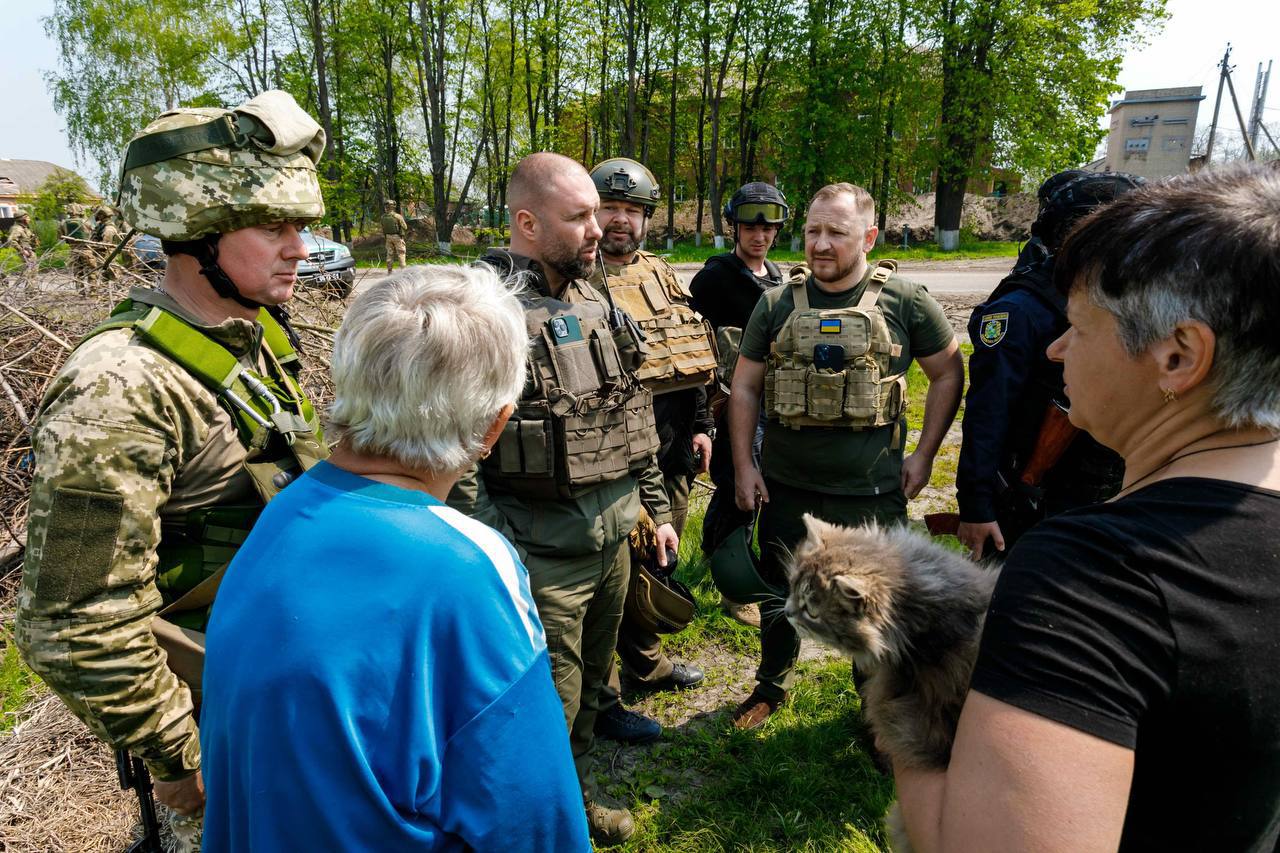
[819,318,842,334]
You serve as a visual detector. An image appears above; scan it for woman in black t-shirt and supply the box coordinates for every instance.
[893,165,1280,853]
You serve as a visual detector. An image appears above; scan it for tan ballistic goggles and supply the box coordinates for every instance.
[733,202,788,224]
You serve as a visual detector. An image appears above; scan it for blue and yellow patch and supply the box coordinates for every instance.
[979,312,1008,347]
[819,318,842,334]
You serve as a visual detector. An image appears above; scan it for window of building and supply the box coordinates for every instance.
[1163,136,1187,151]
[1130,115,1158,127]
[1126,138,1150,153]
[1162,117,1190,125]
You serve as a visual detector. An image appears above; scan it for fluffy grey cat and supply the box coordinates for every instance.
[784,514,999,771]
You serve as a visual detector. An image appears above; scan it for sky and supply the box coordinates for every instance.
[1,0,1277,187]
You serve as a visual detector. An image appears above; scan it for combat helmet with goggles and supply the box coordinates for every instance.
[116,90,326,309]
[723,181,789,227]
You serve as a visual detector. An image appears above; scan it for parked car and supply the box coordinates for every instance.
[297,227,356,298]
[133,233,166,270]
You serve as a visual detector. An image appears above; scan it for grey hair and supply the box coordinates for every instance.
[1055,164,1280,430]
[327,264,529,474]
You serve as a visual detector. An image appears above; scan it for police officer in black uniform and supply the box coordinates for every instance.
[956,172,1143,559]
[689,183,788,565]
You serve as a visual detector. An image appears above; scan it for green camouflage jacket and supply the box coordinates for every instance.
[5,222,37,255]
[15,288,270,781]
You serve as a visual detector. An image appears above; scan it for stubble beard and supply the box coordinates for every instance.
[811,256,860,285]
[543,237,594,282]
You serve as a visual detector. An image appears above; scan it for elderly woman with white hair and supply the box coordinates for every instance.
[893,164,1280,851]
[198,265,590,852]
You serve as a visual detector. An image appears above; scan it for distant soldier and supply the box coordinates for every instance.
[5,209,38,270]
[381,200,408,272]
[91,206,125,282]
[61,203,95,281]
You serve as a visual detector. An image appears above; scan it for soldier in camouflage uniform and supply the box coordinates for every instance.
[586,158,714,745]
[5,209,38,270]
[90,206,126,283]
[381,200,408,272]
[60,203,96,283]
[449,152,677,846]
[15,90,330,847]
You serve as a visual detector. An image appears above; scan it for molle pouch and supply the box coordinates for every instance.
[771,365,808,419]
[611,314,647,373]
[878,374,908,425]
[561,404,632,489]
[541,326,602,396]
[624,388,660,466]
[805,367,846,421]
[494,405,556,477]
[590,328,625,382]
[843,360,882,421]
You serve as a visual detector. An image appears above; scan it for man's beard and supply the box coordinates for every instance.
[600,225,642,258]
[810,255,860,284]
[543,236,594,281]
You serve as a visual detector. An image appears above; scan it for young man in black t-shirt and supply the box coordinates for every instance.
[689,183,787,627]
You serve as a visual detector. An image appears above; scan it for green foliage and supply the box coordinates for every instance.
[42,0,1166,231]
[30,169,94,221]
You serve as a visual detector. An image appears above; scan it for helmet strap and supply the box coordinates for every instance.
[192,235,266,311]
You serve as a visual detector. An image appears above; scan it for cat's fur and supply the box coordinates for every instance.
[784,514,999,771]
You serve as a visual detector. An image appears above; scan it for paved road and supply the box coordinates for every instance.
[351,256,1007,298]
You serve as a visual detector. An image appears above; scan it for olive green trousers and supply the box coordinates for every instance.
[599,471,693,705]
[755,479,907,701]
[525,541,629,797]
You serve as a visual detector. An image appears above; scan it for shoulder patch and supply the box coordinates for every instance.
[979,312,1009,347]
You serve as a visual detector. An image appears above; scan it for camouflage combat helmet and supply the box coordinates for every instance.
[591,158,661,212]
[724,182,788,225]
[15,208,30,222]
[117,89,326,241]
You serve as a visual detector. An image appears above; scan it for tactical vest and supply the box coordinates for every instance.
[483,284,661,499]
[381,213,404,236]
[596,251,718,395]
[63,218,87,241]
[764,260,908,432]
[84,298,328,628]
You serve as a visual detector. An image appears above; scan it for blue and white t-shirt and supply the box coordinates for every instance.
[200,461,589,852]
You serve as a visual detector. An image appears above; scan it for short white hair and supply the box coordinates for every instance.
[327,264,528,474]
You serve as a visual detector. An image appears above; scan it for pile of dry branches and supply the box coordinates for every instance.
[0,260,346,564]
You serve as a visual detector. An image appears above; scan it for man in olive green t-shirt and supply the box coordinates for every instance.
[727,182,964,730]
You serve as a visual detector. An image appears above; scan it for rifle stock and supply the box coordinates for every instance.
[116,749,164,852]
[1019,403,1079,488]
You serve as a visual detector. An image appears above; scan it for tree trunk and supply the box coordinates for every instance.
[622,0,638,156]
[694,0,711,247]
[708,1,743,245]
[666,1,681,250]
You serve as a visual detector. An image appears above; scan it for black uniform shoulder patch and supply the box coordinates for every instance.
[979,312,1009,347]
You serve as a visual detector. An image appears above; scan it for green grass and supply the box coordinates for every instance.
[348,238,1020,269]
[601,498,896,851]
[0,622,40,732]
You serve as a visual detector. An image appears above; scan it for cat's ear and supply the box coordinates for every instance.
[802,513,831,543]
[833,575,865,603]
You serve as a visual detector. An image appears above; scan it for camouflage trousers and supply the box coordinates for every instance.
[384,235,406,270]
[167,808,202,852]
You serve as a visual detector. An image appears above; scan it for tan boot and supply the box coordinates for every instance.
[732,688,786,731]
[585,800,635,846]
[721,597,761,628]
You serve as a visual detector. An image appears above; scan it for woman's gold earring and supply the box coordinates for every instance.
[1161,387,1178,404]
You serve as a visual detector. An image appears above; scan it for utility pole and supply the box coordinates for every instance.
[1224,60,1258,161]
[1204,44,1231,164]
[1248,61,1272,154]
